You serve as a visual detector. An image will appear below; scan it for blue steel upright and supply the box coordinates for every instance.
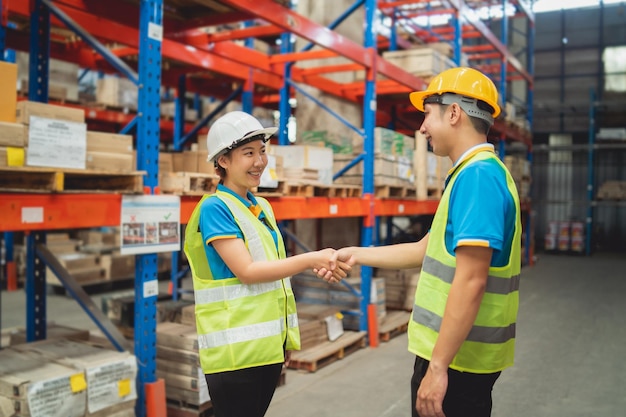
[278,30,292,146]
[135,1,163,416]
[25,0,50,343]
[0,0,6,59]
[498,0,509,161]
[359,0,378,333]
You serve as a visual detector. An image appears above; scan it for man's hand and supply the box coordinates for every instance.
[416,364,448,417]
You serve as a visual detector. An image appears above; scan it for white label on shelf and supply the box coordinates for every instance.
[398,204,405,214]
[22,207,44,224]
[27,116,87,169]
[329,204,338,215]
[148,22,163,42]
[86,356,137,413]
[143,280,159,298]
[27,375,86,417]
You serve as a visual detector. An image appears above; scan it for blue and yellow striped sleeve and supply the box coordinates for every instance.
[448,159,508,253]
[198,197,243,246]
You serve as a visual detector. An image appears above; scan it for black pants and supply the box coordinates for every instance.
[205,363,283,417]
[411,356,501,417]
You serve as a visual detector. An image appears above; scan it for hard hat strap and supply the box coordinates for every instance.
[424,93,494,126]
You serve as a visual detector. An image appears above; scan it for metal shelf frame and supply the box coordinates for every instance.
[1,1,534,414]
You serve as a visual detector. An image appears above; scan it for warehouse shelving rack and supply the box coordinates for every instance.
[1,1,534,415]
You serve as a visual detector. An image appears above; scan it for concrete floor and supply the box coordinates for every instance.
[2,253,626,416]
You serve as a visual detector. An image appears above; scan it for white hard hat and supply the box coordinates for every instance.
[206,111,277,162]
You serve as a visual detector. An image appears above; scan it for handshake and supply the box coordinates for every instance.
[310,247,357,284]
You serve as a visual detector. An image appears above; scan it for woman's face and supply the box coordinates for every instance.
[219,139,268,196]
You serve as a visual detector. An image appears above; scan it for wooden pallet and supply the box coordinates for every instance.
[374,184,414,198]
[287,330,366,372]
[0,166,144,193]
[378,310,411,342]
[160,172,219,195]
[166,398,213,417]
[314,184,362,198]
[277,180,315,197]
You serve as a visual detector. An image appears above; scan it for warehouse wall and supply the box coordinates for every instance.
[531,4,626,254]
[533,3,626,134]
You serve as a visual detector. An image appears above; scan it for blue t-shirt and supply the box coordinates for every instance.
[198,184,279,279]
[444,144,518,268]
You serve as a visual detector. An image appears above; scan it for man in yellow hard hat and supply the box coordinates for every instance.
[321,67,522,417]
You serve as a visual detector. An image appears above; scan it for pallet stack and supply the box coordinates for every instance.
[0,80,142,193]
[155,321,213,417]
[0,338,137,417]
[332,127,417,197]
[414,132,451,200]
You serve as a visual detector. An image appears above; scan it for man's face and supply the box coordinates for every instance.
[419,103,450,157]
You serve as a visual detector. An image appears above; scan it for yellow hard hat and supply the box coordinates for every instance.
[409,67,501,118]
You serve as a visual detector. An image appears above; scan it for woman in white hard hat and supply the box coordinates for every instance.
[184,111,349,417]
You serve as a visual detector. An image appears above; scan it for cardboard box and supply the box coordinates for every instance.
[352,127,414,158]
[382,47,456,78]
[16,100,85,124]
[270,145,334,184]
[160,152,174,173]
[12,339,137,415]
[0,121,28,147]
[0,348,87,417]
[196,150,216,175]
[182,150,199,172]
[86,131,133,154]
[86,151,134,172]
[100,252,135,280]
[96,77,138,110]
[0,61,18,123]
[172,152,186,172]
[156,322,198,351]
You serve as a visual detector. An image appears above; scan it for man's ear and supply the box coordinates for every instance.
[448,103,462,125]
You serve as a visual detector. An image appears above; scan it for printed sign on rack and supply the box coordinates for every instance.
[120,195,181,255]
[27,116,87,169]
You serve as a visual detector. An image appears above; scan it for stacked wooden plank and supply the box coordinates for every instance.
[156,322,212,416]
[296,303,344,349]
[334,127,417,196]
[374,267,421,312]
[1,338,137,417]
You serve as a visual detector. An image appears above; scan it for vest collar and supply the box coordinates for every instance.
[452,143,495,169]
[217,183,264,218]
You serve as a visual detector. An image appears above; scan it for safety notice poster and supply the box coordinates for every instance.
[120,195,181,255]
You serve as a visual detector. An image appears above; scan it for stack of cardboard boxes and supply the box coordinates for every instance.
[0,338,137,417]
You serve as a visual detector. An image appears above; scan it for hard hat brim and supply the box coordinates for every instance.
[409,91,429,112]
[207,126,278,162]
[240,126,278,143]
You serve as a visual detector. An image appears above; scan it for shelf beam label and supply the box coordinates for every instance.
[21,207,44,224]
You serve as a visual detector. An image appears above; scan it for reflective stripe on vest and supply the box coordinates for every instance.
[408,150,521,374]
[198,313,299,349]
[422,255,521,296]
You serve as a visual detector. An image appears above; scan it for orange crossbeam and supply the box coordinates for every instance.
[269,49,339,64]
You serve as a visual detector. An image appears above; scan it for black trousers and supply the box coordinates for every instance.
[205,363,283,417]
[411,356,501,417]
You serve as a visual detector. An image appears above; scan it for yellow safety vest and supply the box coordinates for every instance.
[184,191,300,374]
[408,150,522,373]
